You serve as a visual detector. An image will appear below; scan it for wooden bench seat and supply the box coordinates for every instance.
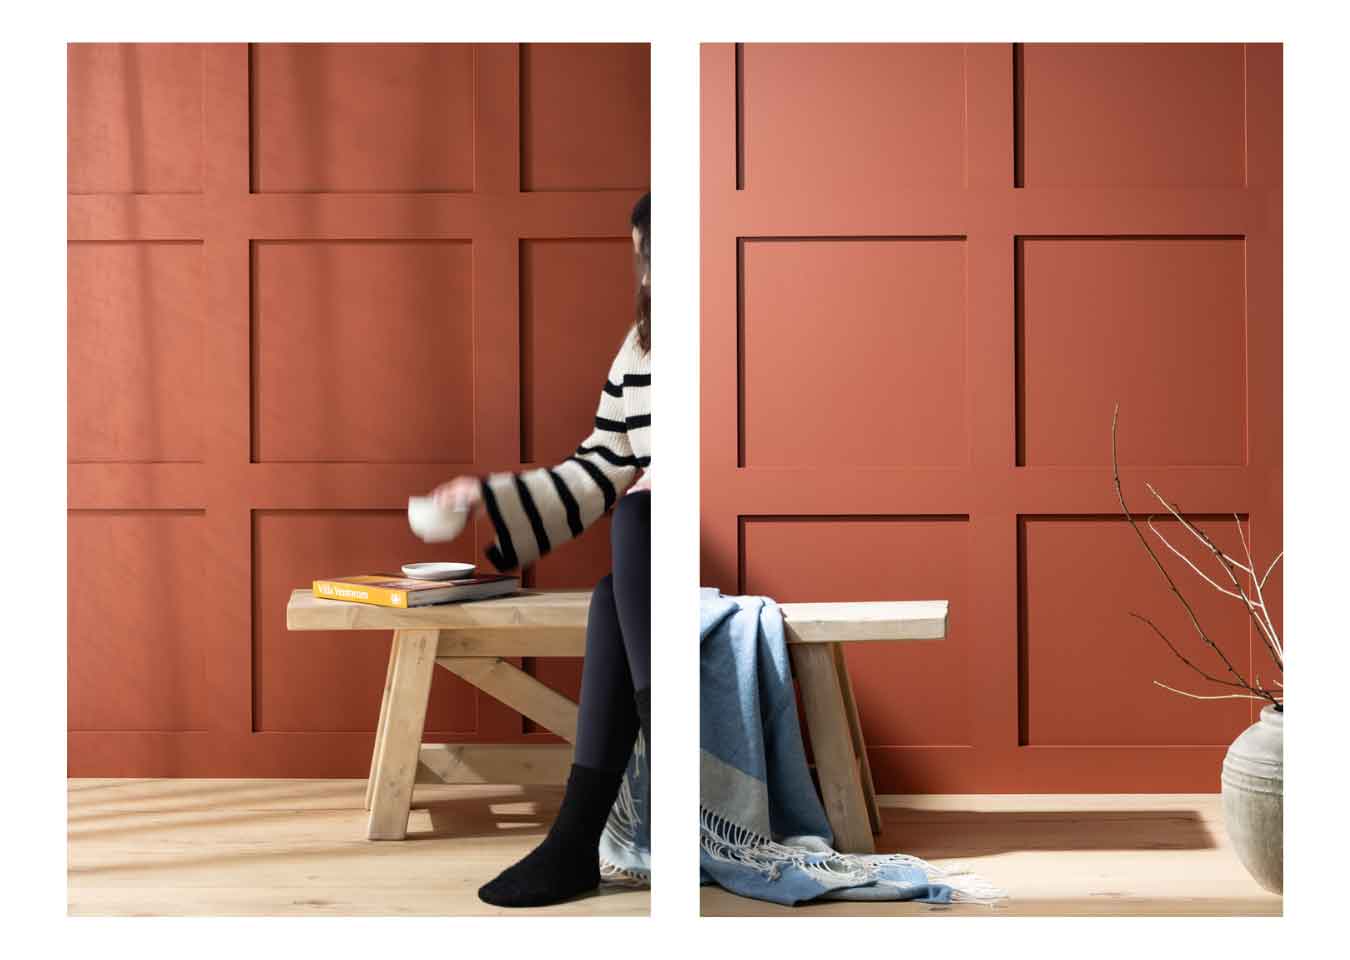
[286,589,947,851]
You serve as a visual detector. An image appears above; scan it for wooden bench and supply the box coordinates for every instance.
[286,589,947,852]
[287,588,590,840]
[780,601,947,853]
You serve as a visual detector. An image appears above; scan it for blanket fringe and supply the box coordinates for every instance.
[701,806,1007,903]
[599,731,649,888]
[599,859,650,887]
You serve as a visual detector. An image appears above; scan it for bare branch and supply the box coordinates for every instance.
[1238,514,1282,655]
[1152,680,1274,703]
[1145,484,1282,668]
[1130,612,1267,695]
[1260,552,1284,590]
[1112,406,1255,690]
[1148,516,1243,599]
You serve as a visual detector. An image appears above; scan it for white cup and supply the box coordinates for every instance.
[408,495,469,543]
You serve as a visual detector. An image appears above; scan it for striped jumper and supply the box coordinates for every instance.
[480,326,651,571]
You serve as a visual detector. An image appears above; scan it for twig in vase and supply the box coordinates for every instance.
[1143,485,1283,670]
[1111,405,1280,707]
[1151,681,1271,702]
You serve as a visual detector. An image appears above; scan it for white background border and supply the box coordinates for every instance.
[5,0,1343,952]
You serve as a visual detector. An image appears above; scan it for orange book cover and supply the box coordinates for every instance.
[312,574,518,608]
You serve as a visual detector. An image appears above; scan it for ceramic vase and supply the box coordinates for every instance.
[1220,704,1283,894]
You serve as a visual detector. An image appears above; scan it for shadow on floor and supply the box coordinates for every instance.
[411,787,563,842]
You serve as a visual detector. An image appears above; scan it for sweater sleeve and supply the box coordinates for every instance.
[479,330,646,571]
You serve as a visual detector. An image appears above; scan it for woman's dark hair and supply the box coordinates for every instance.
[631,192,650,353]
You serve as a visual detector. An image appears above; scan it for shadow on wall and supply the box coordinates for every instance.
[876,806,1215,858]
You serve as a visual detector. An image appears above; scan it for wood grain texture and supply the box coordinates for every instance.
[68,779,647,916]
[836,643,882,834]
[790,643,874,854]
[435,658,580,743]
[366,630,438,840]
[701,793,1281,917]
[416,744,572,785]
[292,590,942,646]
[779,600,948,644]
[364,644,399,811]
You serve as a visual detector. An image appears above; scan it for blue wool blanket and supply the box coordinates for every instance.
[699,588,1005,905]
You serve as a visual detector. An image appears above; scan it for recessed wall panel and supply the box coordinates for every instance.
[1019,237,1246,466]
[253,510,481,734]
[251,43,475,193]
[522,43,650,191]
[252,240,474,463]
[1018,44,1245,187]
[69,511,209,731]
[741,238,967,467]
[68,241,205,463]
[743,516,971,746]
[740,43,966,192]
[1021,517,1254,746]
[521,239,636,463]
[68,43,203,194]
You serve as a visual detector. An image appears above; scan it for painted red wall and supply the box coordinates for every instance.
[68,43,650,775]
[701,43,1282,792]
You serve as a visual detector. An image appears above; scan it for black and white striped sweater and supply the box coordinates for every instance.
[480,327,651,571]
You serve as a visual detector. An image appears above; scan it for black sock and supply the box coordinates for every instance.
[635,687,651,759]
[477,763,624,908]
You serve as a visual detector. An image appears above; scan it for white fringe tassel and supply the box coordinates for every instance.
[701,806,1007,904]
[599,732,650,889]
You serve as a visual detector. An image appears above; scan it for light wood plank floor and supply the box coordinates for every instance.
[701,794,1281,916]
[68,779,649,916]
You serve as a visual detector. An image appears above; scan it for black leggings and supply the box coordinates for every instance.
[573,490,651,772]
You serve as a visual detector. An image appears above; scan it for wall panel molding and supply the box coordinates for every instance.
[67,42,649,776]
[702,42,1281,792]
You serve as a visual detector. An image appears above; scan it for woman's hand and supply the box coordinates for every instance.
[431,476,485,518]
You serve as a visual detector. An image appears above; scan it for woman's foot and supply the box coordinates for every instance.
[477,764,624,907]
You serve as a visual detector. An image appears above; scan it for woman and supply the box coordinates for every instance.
[430,193,651,908]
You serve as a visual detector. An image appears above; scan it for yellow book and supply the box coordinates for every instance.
[312,574,519,608]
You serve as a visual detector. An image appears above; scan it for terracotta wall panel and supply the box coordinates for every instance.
[740,43,966,192]
[68,511,209,732]
[68,43,649,776]
[1021,517,1252,746]
[741,238,967,467]
[1018,44,1245,187]
[704,43,1280,791]
[1019,237,1246,467]
[68,43,203,194]
[251,43,475,193]
[68,241,205,463]
[522,43,650,191]
[251,240,474,463]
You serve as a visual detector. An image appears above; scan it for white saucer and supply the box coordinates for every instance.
[400,562,477,581]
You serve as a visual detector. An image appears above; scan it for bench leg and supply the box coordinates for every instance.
[834,643,883,835]
[366,629,438,840]
[790,642,875,854]
[364,638,399,811]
